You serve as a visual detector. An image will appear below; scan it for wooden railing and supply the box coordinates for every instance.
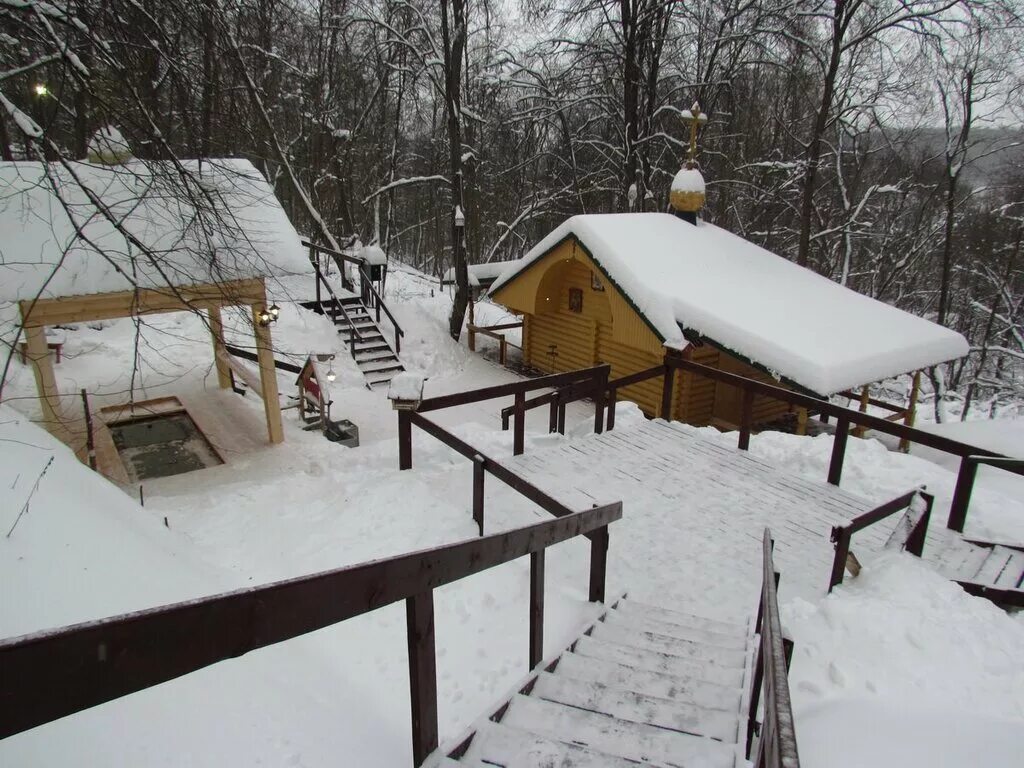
[0,502,622,766]
[746,529,800,768]
[947,456,1024,532]
[358,261,405,355]
[311,259,365,358]
[468,321,522,366]
[828,489,934,591]
[518,354,1013,533]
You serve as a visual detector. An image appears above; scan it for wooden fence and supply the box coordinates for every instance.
[0,502,621,766]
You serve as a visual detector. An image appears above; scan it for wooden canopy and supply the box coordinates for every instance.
[19,276,284,450]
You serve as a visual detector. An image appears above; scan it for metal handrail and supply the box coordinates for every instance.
[747,528,800,768]
[359,263,405,355]
[312,262,364,357]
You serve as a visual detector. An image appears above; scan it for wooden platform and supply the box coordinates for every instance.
[504,419,1016,601]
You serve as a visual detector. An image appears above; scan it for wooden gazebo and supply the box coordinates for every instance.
[2,157,311,458]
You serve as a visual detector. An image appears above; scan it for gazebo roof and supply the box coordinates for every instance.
[0,158,310,306]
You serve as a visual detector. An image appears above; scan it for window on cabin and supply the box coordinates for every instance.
[568,288,583,313]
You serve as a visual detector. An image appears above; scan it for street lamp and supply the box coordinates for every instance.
[34,83,49,97]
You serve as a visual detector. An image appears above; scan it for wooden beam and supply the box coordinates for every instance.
[208,307,232,390]
[23,325,63,434]
[19,278,267,328]
[251,305,284,445]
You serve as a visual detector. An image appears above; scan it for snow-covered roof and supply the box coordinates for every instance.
[359,243,387,265]
[442,260,517,287]
[0,158,311,303]
[488,213,968,395]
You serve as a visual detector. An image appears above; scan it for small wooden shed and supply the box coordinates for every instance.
[487,213,969,429]
[1,158,310,455]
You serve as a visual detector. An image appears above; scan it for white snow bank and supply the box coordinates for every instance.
[914,418,1024,461]
[489,214,968,395]
[0,158,311,305]
[785,552,1024,752]
[388,371,426,402]
[360,243,388,265]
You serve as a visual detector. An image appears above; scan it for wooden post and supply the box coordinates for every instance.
[529,550,545,669]
[399,410,413,470]
[251,304,284,444]
[661,363,675,420]
[853,387,870,437]
[499,337,507,366]
[593,366,608,435]
[796,407,808,437]
[738,389,754,450]
[828,527,852,591]
[23,324,62,433]
[472,455,485,536]
[828,418,849,486]
[548,396,559,433]
[588,524,609,603]
[900,371,921,453]
[606,387,617,431]
[906,492,933,557]
[208,306,232,389]
[513,392,525,455]
[947,457,978,533]
[557,402,566,435]
[406,591,438,766]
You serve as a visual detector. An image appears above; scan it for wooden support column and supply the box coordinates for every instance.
[852,387,870,437]
[23,324,63,433]
[406,591,439,766]
[472,455,485,536]
[398,410,413,470]
[828,418,849,486]
[796,407,809,437]
[738,389,754,450]
[251,304,284,444]
[513,392,525,455]
[529,550,545,669]
[208,306,232,389]
[661,363,676,420]
[900,371,921,453]
[588,524,609,603]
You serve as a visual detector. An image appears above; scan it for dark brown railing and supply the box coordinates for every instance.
[305,240,405,356]
[311,259,365,358]
[468,321,523,366]
[747,529,800,768]
[0,502,621,766]
[828,489,934,591]
[514,354,1014,534]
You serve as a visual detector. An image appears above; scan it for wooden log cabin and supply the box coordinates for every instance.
[486,208,968,430]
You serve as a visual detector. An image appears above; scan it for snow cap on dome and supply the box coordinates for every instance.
[670,164,706,214]
[360,243,387,265]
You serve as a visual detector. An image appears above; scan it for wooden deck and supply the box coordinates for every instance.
[504,419,1011,601]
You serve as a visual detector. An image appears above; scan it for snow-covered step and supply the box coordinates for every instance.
[995,549,1024,588]
[458,720,650,767]
[497,694,737,768]
[588,621,747,668]
[572,635,746,689]
[358,359,403,374]
[529,671,740,742]
[973,546,1024,587]
[551,651,741,712]
[599,605,748,650]
[610,598,748,636]
[365,370,401,387]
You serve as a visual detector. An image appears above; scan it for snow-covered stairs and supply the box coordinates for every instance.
[943,541,1024,590]
[329,296,404,388]
[438,596,753,767]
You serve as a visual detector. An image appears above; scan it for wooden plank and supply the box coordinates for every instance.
[251,305,284,444]
[19,278,267,328]
[407,591,438,766]
[0,502,623,740]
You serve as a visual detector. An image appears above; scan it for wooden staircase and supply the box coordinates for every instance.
[436,596,754,767]
[947,540,1024,591]
[323,296,404,388]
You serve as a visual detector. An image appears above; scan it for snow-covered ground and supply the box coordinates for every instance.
[2,265,1024,767]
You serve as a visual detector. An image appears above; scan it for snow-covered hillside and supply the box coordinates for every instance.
[2,265,1023,767]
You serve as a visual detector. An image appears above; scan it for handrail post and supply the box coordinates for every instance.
[947,457,978,533]
[738,388,754,450]
[472,455,485,536]
[828,418,849,486]
[746,633,765,759]
[661,363,675,420]
[548,394,559,433]
[513,392,526,455]
[406,591,438,767]
[588,523,609,603]
[593,367,609,435]
[399,410,413,470]
[557,401,567,434]
[529,550,545,669]
[606,387,617,431]
[907,491,933,557]
[828,526,852,591]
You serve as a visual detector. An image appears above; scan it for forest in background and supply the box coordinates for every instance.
[2,0,1023,418]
